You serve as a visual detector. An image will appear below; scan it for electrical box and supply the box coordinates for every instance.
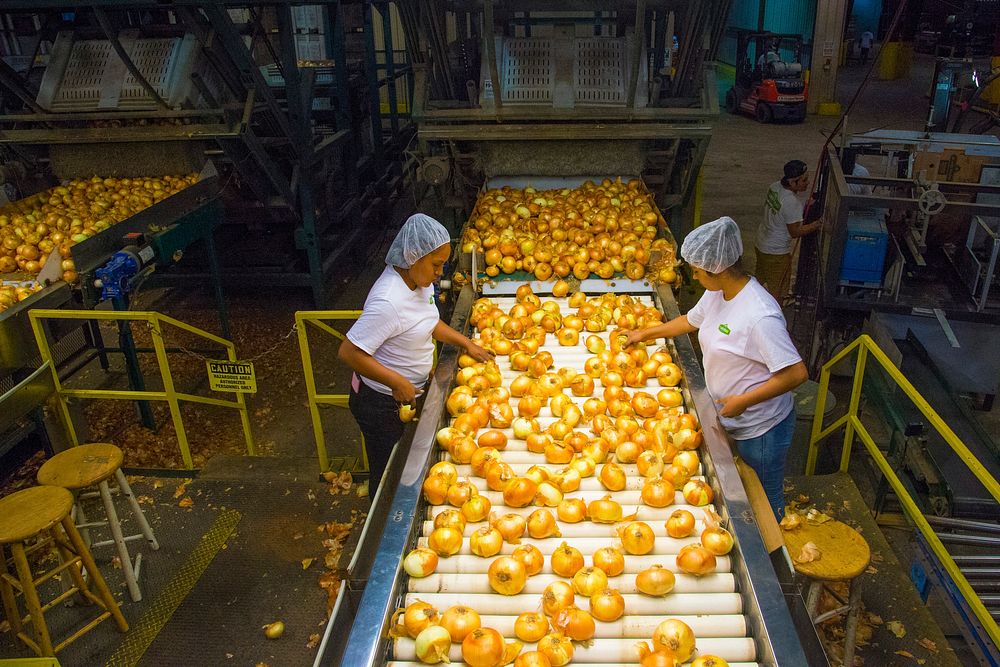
[840,210,888,286]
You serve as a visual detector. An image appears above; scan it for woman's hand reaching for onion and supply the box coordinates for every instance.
[391,378,419,405]
[464,340,494,362]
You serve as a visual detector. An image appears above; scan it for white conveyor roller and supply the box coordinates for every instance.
[430,552,733,574]
[404,592,744,615]
[408,572,736,595]
[394,636,757,663]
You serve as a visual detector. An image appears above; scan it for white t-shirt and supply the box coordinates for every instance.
[860,31,874,48]
[686,278,802,440]
[849,163,873,196]
[347,265,439,395]
[756,181,805,255]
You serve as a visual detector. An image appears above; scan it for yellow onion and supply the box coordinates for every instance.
[414,624,451,664]
[593,546,625,576]
[439,605,481,643]
[551,542,585,578]
[589,588,625,622]
[618,521,656,555]
[701,524,735,556]
[641,477,676,508]
[677,544,717,576]
[587,494,622,523]
[551,606,595,641]
[556,498,587,523]
[470,525,504,558]
[682,479,714,506]
[462,627,521,667]
[447,479,478,507]
[541,580,575,617]
[636,641,682,667]
[427,526,463,557]
[536,632,574,667]
[393,599,439,638]
[488,555,527,595]
[571,566,608,597]
[527,509,561,539]
[512,544,544,576]
[514,611,549,643]
[462,495,492,523]
[666,509,696,538]
[403,547,439,578]
[636,564,676,596]
[492,513,527,543]
[503,477,538,508]
[434,508,467,533]
[534,481,563,507]
[599,461,627,491]
[652,618,697,662]
[690,655,730,667]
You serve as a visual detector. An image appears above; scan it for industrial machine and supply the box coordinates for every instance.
[725,30,807,124]
[0,2,411,308]
[312,3,823,666]
[795,129,1000,664]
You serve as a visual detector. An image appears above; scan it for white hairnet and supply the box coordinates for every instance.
[385,214,451,268]
[680,216,743,273]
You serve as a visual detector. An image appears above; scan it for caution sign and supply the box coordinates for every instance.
[206,360,257,393]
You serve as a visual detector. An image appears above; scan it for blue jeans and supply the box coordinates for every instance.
[735,409,796,521]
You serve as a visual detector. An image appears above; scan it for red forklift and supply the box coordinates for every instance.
[725,30,808,123]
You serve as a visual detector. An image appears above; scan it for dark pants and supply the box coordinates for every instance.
[348,377,404,494]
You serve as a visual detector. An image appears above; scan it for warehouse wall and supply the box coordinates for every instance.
[718,0,817,67]
[851,0,882,37]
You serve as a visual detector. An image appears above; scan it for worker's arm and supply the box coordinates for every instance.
[787,219,821,238]
[716,361,809,417]
[338,338,418,404]
[623,315,697,347]
[432,321,493,361]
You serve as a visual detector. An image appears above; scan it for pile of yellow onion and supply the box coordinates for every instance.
[0,282,42,315]
[461,180,679,283]
[0,174,197,282]
[399,284,740,666]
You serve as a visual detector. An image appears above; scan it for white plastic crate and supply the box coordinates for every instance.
[37,31,201,111]
[295,34,328,63]
[293,5,325,34]
[500,38,553,104]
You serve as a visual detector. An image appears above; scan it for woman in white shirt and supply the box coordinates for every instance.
[625,217,808,519]
[339,214,491,491]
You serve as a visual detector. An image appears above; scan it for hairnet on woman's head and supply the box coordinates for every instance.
[680,216,743,274]
[385,213,451,268]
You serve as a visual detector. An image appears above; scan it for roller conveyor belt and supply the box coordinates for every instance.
[336,284,810,667]
[399,295,752,664]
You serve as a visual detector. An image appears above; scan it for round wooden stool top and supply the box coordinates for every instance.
[784,519,871,582]
[0,486,74,544]
[37,443,124,490]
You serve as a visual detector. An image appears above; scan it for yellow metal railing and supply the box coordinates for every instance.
[295,310,366,473]
[29,309,255,469]
[806,334,1000,649]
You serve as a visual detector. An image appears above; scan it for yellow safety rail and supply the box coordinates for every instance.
[806,334,1000,649]
[28,309,255,469]
[295,310,365,473]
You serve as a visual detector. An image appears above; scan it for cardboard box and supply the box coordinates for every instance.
[913,148,988,183]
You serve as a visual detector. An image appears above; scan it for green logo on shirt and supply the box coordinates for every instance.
[429,296,434,304]
[765,188,781,214]
[719,323,731,335]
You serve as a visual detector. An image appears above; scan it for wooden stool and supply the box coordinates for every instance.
[37,443,159,602]
[785,519,871,667]
[0,485,128,657]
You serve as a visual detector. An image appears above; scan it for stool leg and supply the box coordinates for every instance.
[115,469,159,550]
[75,500,93,549]
[60,517,128,632]
[98,480,141,603]
[11,542,54,656]
[805,580,823,619]
[842,578,863,666]
[0,544,25,639]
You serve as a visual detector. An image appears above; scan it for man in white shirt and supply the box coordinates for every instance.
[754,160,822,302]
[860,30,874,64]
